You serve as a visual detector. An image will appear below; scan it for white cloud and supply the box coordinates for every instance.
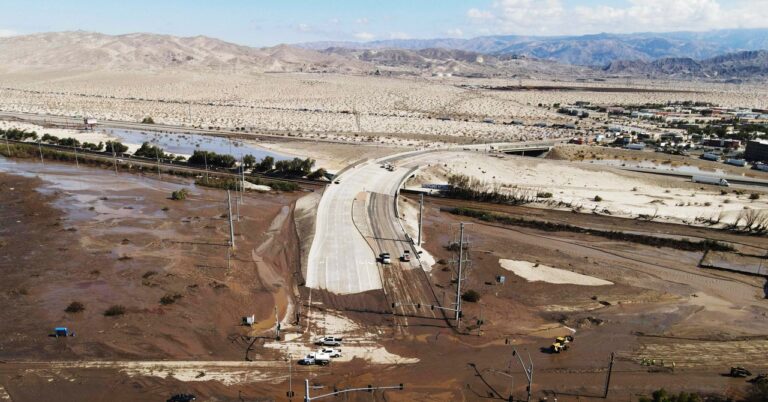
[296,23,311,33]
[355,17,369,25]
[445,28,464,37]
[328,18,340,25]
[354,32,375,41]
[467,8,495,21]
[389,32,411,39]
[467,0,768,35]
[0,29,17,37]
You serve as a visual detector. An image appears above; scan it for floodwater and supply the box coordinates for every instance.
[103,128,289,161]
[0,156,185,222]
[587,159,728,176]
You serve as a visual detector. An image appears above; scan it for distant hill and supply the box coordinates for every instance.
[300,29,768,66]
[0,31,596,79]
[0,31,370,73]
[604,50,768,79]
[0,31,764,80]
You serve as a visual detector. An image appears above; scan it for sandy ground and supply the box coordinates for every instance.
[258,140,405,172]
[0,71,586,147]
[264,308,419,365]
[408,151,768,227]
[0,120,118,146]
[499,259,614,286]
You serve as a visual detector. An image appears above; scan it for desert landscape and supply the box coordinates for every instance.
[1,10,768,402]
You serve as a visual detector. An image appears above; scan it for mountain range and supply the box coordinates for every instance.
[0,31,368,73]
[0,30,766,80]
[300,29,768,67]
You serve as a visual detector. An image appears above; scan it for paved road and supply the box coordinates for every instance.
[306,143,563,295]
[305,161,411,294]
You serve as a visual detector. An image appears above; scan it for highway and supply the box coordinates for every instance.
[306,141,563,296]
[305,161,414,294]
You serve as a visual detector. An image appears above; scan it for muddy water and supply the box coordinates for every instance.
[103,128,289,160]
[0,156,192,222]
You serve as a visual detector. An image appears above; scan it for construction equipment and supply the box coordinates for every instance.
[550,335,574,353]
[729,366,752,377]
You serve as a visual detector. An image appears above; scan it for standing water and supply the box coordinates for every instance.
[104,128,289,161]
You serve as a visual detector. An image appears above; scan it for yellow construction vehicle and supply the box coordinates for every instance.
[550,335,574,353]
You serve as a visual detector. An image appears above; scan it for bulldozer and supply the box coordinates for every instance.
[550,335,574,353]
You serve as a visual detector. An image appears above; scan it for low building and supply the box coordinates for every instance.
[745,140,768,162]
[702,138,741,150]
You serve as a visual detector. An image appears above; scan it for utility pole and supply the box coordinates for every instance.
[275,306,281,340]
[287,353,294,400]
[604,352,615,398]
[512,349,534,402]
[227,190,235,249]
[73,145,79,168]
[202,152,209,183]
[155,148,161,178]
[37,140,44,165]
[417,193,424,246]
[236,184,241,222]
[455,222,465,322]
[112,148,118,175]
[3,132,10,156]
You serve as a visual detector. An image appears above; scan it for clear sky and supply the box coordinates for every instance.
[0,0,765,46]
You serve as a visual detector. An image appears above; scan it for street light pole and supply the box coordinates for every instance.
[417,193,424,245]
[512,349,534,402]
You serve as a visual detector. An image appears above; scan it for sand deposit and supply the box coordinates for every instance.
[409,152,768,227]
[264,308,419,365]
[499,259,613,286]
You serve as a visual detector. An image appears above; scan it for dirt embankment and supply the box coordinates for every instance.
[0,168,303,362]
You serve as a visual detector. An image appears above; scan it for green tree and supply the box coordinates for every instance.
[255,156,275,172]
[242,154,256,169]
[307,168,327,180]
[133,142,167,159]
[105,141,128,154]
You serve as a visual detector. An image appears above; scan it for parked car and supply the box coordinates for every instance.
[318,348,342,358]
[315,336,343,346]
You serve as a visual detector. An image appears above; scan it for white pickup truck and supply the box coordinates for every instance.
[299,352,331,366]
[318,348,342,358]
[315,336,343,346]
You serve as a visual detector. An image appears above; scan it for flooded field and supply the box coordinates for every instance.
[0,157,302,364]
[103,128,289,160]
